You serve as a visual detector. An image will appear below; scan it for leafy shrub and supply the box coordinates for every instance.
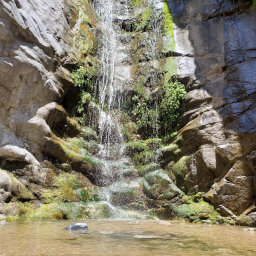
[55,173,81,202]
[80,188,91,202]
[160,80,186,131]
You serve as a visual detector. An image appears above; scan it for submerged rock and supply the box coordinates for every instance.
[65,223,88,231]
[0,220,7,225]
[0,214,6,221]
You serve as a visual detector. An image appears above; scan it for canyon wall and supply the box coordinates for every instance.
[166,0,256,217]
[0,0,81,166]
[0,0,256,222]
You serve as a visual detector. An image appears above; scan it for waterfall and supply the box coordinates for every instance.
[87,0,169,218]
[92,0,131,206]
[94,0,121,149]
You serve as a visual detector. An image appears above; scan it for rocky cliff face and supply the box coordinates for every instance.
[0,0,82,165]
[0,0,256,224]
[166,0,256,218]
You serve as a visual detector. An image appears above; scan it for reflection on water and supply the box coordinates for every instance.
[1,220,256,256]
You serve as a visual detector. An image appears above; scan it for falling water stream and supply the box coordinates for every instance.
[92,0,136,214]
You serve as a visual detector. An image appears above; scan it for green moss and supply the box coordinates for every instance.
[42,172,97,205]
[54,173,81,202]
[133,151,154,166]
[67,117,81,132]
[33,203,65,220]
[172,156,190,176]
[79,188,92,202]
[58,203,85,219]
[125,138,161,167]
[136,8,153,31]
[162,2,175,53]
[144,138,162,148]
[137,163,159,176]
[133,0,144,7]
[123,122,138,141]
[125,140,149,153]
[143,177,180,201]
[57,137,99,167]
[84,202,115,219]
[134,77,148,100]
[173,200,220,223]
[4,202,65,221]
[80,1,98,28]
[42,173,91,205]
[7,173,35,201]
[163,56,177,77]
[161,143,179,154]
[144,170,171,186]
[27,203,85,220]
[81,126,98,141]
[17,185,34,201]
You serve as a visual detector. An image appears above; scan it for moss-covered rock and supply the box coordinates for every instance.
[172,200,223,224]
[109,179,146,208]
[84,202,116,219]
[137,163,160,176]
[135,7,153,32]
[143,170,182,201]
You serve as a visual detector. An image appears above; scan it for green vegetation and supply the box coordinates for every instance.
[72,62,96,121]
[136,7,153,31]
[57,137,99,167]
[132,96,159,134]
[130,77,186,136]
[125,140,149,153]
[54,173,81,202]
[42,172,96,204]
[160,80,186,130]
[137,163,159,176]
[5,202,87,221]
[173,199,222,224]
[71,0,99,124]
[132,0,144,7]
[81,126,98,141]
[159,57,186,132]
[125,139,161,167]
[162,2,175,53]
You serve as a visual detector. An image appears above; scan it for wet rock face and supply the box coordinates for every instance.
[166,0,256,215]
[0,0,79,164]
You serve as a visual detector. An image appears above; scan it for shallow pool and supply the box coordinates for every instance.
[0,220,256,256]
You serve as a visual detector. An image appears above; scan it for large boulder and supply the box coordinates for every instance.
[0,169,12,192]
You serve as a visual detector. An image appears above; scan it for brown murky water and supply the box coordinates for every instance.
[1,220,256,256]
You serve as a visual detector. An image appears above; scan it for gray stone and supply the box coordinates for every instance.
[65,223,88,231]
[165,0,256,216]
[0,170,12,192]
[0,220,7,225]
[0,0,81,164]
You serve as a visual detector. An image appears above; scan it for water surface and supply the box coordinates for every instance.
[1,220,256,256]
